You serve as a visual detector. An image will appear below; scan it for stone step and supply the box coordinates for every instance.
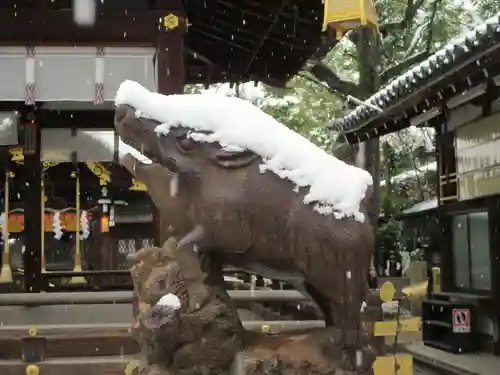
[0,323,138,359]
[0,355,137,375]
[0,319,325,360]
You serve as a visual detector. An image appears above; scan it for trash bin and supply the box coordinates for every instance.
[422,299,478,353]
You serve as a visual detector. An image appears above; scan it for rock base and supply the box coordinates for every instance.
[130,243,375,375]
[240,329,375,375]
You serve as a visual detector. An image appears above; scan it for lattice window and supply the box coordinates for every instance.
[116,237,155,269]
[141,238,154,249]
[118,238,136,255]
[117,237,154,254]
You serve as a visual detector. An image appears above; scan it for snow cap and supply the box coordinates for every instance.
[115,80,373,222]
[156,293,181,310]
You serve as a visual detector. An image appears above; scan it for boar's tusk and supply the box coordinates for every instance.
[162,236,178,259]
[170,174,179,197]
[177,225,205,249]
[216,149,259,169]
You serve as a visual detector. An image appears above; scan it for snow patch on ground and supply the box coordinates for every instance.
[115,80,373,222]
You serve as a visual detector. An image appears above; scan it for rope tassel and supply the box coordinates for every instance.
[0,170,12,283]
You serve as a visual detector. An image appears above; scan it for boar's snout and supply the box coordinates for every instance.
[115,105,129,123]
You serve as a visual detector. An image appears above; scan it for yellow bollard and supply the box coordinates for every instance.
[124,360,140,375]
[373,281,414,375]
[402,280,428,300]
[25,364,39,375]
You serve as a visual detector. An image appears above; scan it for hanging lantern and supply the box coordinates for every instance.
[101,215,109,233]
[322,0,379,40]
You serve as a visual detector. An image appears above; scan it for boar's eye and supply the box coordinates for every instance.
[176,136,196,154]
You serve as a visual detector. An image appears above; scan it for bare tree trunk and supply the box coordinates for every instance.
[357,28,381,230]
[382,144,392,218]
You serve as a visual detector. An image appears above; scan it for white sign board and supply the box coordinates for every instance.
[452,308,471,333]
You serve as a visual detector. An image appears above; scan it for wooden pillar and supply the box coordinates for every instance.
[489,197,500,355]
[153,4,186,246]
[23,112,43,292]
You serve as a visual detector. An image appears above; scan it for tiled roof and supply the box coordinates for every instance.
[331,12,500,134]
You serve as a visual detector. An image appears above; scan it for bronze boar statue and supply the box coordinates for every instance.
[113,82,374,336]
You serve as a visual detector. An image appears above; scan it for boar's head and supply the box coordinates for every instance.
[115,104,260,242]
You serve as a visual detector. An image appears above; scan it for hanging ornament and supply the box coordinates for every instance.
[52,211,63,240]
[80,211,90,240]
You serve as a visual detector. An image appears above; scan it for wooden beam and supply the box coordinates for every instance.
[22,112,43,293]
[0,9,166,44]
[0,290,308,306]
[157,14,186,94]
[242,0,287,76]
[153,3,186,246]
[37,110,114,129]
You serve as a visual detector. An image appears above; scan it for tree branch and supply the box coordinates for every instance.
[308,61,364,98]
[297,72,343,97]
[348,0,425,44]
[380,0,425,33]
[379,0,442,84]
[309,36,339,61]
[426,0,442,52]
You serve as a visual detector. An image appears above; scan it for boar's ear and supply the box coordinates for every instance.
[215,149,259,169]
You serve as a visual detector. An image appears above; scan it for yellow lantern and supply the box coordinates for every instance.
[101,215,110,233]
[323,0,379,39]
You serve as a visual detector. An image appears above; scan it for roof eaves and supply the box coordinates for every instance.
[330,12,500,135]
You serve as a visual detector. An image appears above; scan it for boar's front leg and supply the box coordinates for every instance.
[175,225,211,312]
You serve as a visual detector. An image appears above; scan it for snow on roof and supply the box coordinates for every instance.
[332,11,500,133]
[115,80,373,222]
[380,161,437,187]
[402,197,438,215]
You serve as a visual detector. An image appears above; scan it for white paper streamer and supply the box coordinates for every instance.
[80,210,90,240]
[52,211,63,240]
[25,54,35,85]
